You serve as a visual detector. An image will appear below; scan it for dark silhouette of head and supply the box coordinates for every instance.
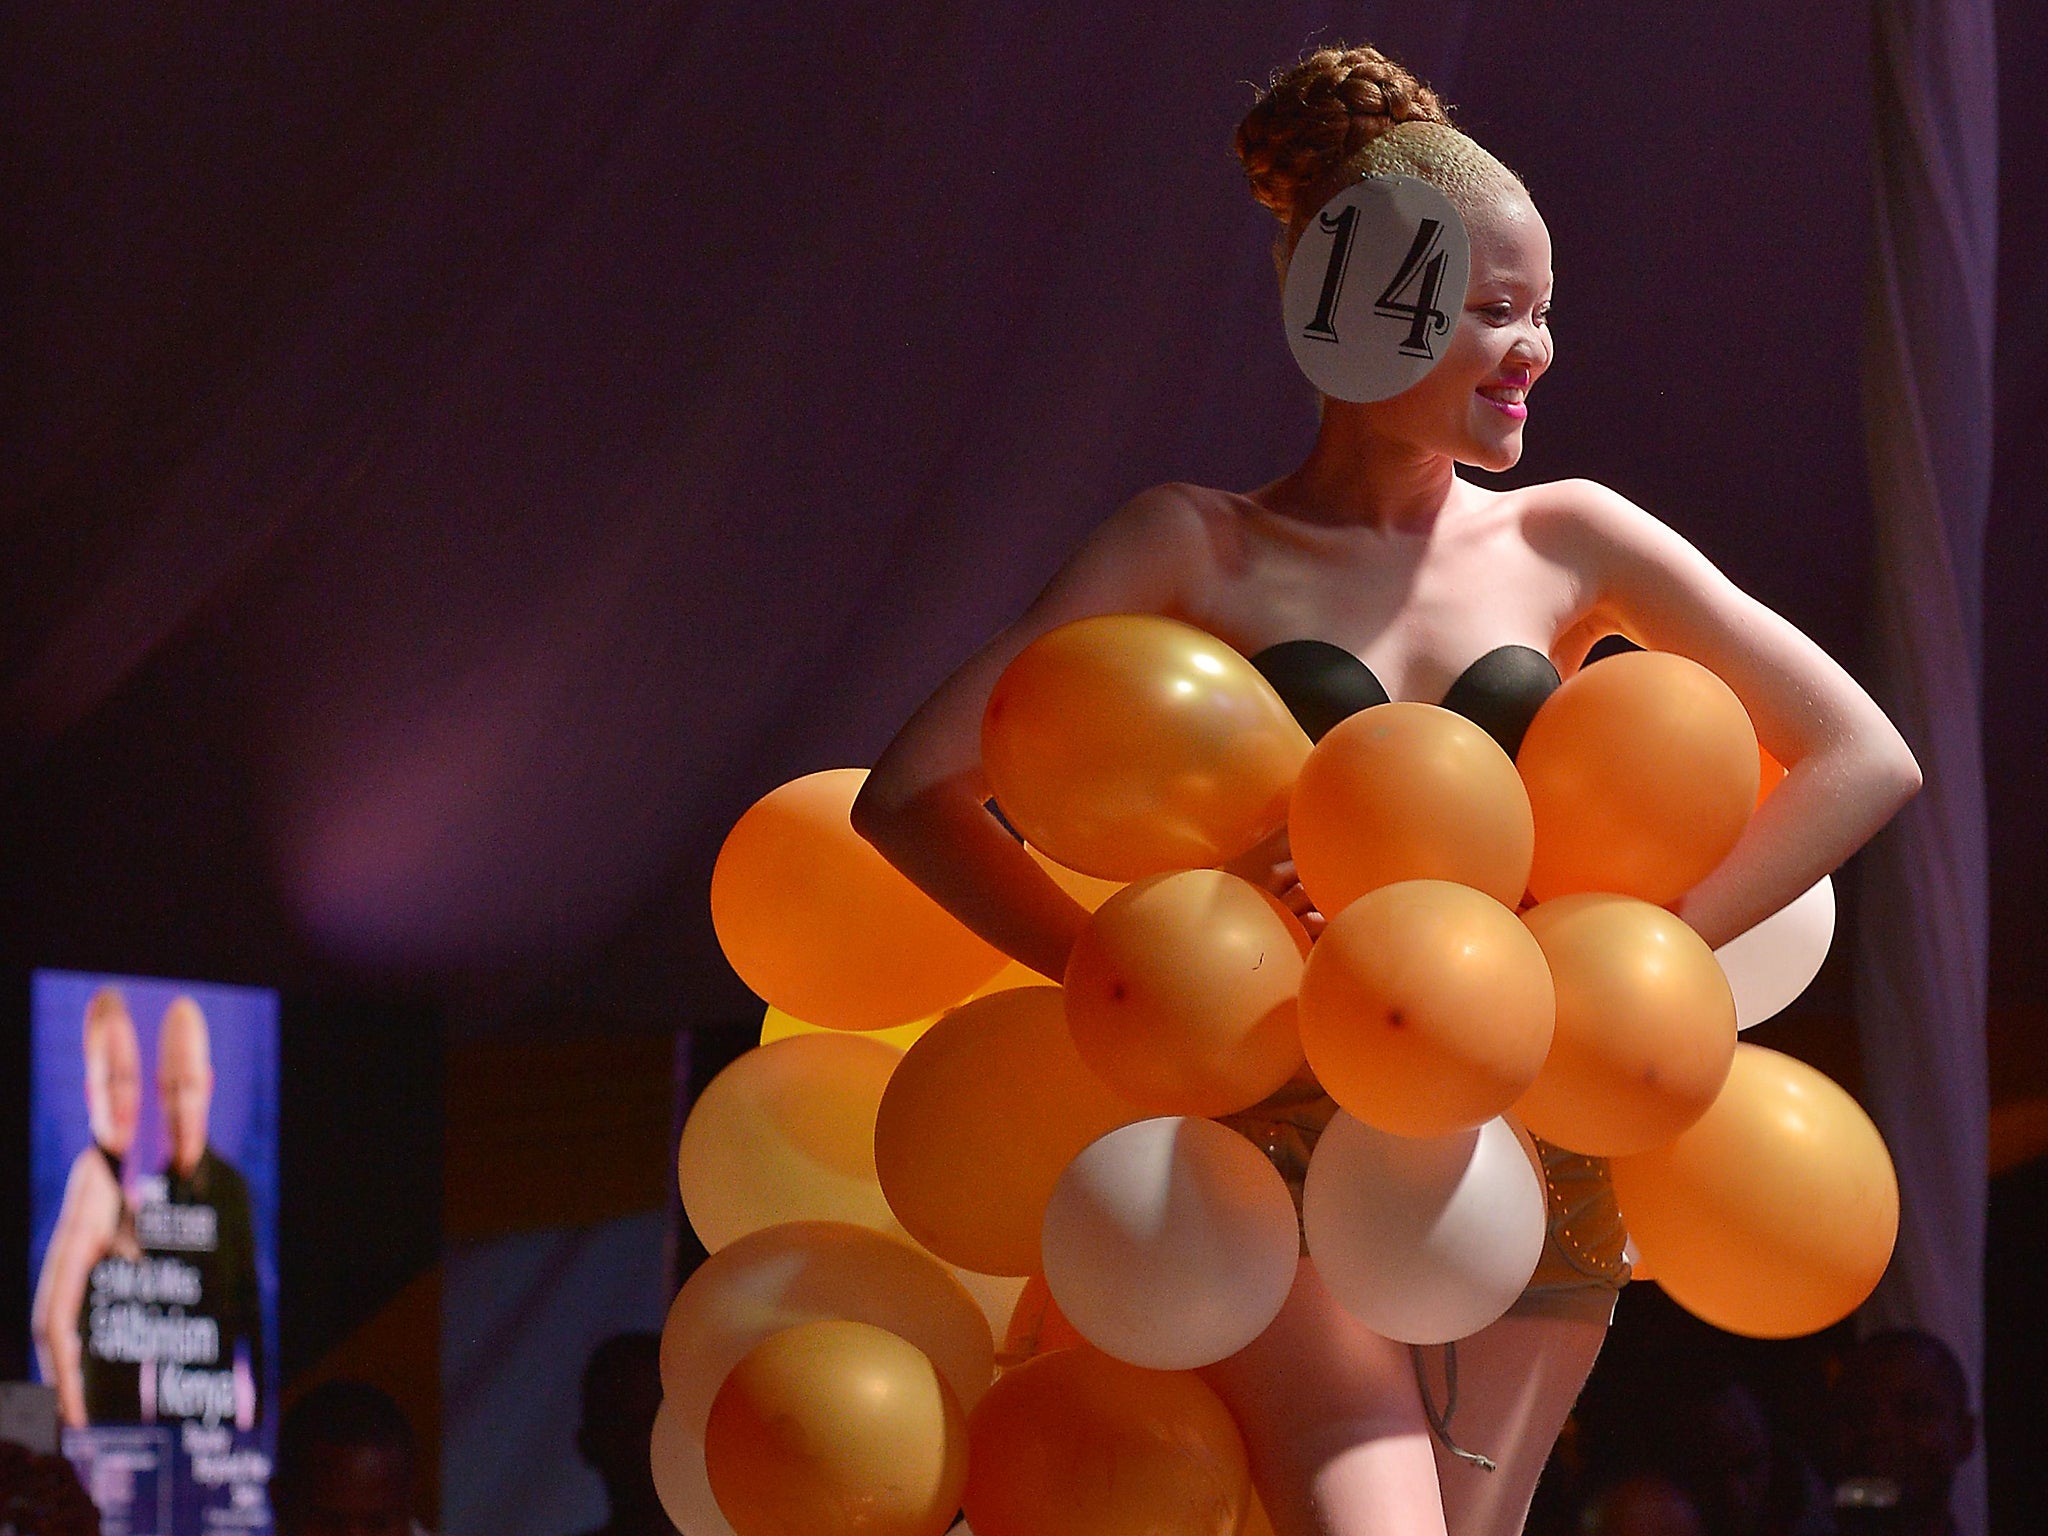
[272,1379,416,1536]
[575,1332,671,1536]
[1832,1329,1975,1532]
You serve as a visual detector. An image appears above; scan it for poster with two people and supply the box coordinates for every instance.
[27,970,280,1535]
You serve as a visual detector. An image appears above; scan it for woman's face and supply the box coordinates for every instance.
[1360,183,1554,471]
[86,1016,143,1155]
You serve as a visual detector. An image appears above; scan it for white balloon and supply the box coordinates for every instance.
[1302,1113,1546,1345]
[1041,1116,1300,1370]
[1714,874,1835,1030]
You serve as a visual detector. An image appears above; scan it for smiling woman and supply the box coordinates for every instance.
[849,40,1919,1536]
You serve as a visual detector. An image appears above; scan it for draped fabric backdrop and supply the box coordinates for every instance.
[1856,3,1996,1534]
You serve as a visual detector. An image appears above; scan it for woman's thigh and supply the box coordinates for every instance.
[1200,1256,1447,1536]
[1427,1307,1610,1536]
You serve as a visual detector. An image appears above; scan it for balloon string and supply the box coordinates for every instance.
[1411,1343,1498,1473]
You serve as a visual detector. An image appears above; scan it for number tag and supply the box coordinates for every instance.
[1282,175,1472,402]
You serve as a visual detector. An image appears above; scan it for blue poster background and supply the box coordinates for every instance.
[29,970,281,1536]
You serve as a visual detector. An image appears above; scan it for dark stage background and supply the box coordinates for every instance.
[5,1,2044,1529]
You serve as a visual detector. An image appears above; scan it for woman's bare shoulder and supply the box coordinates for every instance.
[59,1148,119,1223]
[1044,481,1248,611]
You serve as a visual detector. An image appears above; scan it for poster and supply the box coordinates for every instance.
[27,970,280,1535]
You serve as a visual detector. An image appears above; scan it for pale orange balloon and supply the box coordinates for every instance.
[1290,702,1534,916]
[705,1320,968,1536]
[1298,880,1555,1138]
[712,768,1007,1030]
[1242,1498,1278,1536]
[874,987,1150,1276]
[1000,1273,1088,1366]
[962,1348,1252,1536]
[1609,1044,1899,1338]
[982,616,1310,880]
[1518,651,1759,905]
[1514,894,1737,1156]
[1064,869,1310,1116]
[658,1220,995,1425]
[677,1034,905,1252]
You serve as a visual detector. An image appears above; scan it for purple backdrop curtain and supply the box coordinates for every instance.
[1855,1,1996,1532]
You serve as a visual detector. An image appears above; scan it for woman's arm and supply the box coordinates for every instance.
[31,1153,117,1429]
[852,486,1214,978]
[1534,480,1921,949]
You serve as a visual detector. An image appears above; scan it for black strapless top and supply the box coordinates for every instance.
[1250,640,1561,760]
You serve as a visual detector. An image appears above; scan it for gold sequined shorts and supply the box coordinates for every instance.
[1217,1069,1631,1323]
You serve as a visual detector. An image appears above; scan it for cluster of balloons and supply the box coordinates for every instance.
[659,615,1898,1536]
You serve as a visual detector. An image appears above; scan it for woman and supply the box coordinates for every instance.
[852,45,1919,1536]
[31,985,146,1428]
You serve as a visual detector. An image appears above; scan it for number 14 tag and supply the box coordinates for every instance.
[1282,175,1472,403]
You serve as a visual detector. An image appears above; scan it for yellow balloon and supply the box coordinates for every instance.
[712,769,1006,1030]
[677,1034,905,1252]
[1514,894,1737,1156]
[762,1003,936,1052]
[962,1347,1251,1536]
[1519,651,1759,905]
[759,952,1055,1054]
[705,1320,968,1536]
[1298,880,1555,1138]
[1290,702,1535,917]
[982,616,1310,880]
[1064,869,1309,1116]
[873,987,1150,1275]
[1029,844,1125,911]
[1609,1044,1899,1338]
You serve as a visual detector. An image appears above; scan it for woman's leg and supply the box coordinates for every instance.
[1426,1305,1609,1536]
[1201,1256,1448,1536]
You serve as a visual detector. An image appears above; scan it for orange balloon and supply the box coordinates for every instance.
[1514,895,1737,1156]
[1030,844,1125,911]
[1757,743,1788,807]
[1297,880,1554,1138]
[963,1348,1252,1536]
[874,987,1150,1275]
[677,1034,905,1252]
[982,616,1310,880]
[712,768,1006,1030]
[1609,1044,1899,1338]
[1001,1273,1088,1365]
[1064,869,1309,1116]
[1290,702,1534,916]
[705,1320,968,1536]
[1518,651,1758,905]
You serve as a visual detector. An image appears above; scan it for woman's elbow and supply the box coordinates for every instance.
[849,776,897,854]
[29,1296,61,1350]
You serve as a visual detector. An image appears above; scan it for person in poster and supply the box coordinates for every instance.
[136,996,264,1432]
[30,987,146,1428]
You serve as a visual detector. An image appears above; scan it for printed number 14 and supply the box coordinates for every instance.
[1302,210,1452,360]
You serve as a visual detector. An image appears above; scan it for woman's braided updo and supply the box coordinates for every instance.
[1236,45,1518,242]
